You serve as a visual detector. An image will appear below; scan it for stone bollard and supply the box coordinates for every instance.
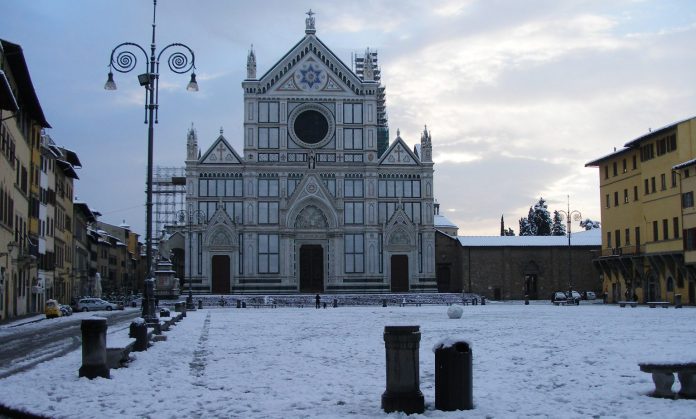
[181,304,187,318]
[675,294,683,309]
[524,295,529,305]
[481,296,486,305]
[434,339,473,411]
[130,319,149,352]
[381,326,424,414]
[198,299,203,309]
[333,298,338,308]
[237,300,242,308]
[242,301,247,308]
[382,298,387,308]
[79,318,109,379]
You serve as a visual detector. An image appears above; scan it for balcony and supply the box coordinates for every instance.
[593,245,643,258]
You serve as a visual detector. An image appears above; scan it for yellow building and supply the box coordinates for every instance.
[673,158,696,303]
[0,39,51,319]
[587,116,696,305]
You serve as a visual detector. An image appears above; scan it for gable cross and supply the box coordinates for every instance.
[216,143,226,161]
[394,146,403,162]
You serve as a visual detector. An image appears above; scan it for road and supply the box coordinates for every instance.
[0,309,140,379]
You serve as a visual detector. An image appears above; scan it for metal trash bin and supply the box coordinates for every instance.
[434,340,473,411]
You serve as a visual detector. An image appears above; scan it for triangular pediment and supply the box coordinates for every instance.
[258,35,364,96]
[285,174,339,228]
[379,136,421,166]
[199,136,242,165]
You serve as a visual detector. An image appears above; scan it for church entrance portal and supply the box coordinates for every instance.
[391,255,409,292]
[300,245,324,293]
[211,255,230,294]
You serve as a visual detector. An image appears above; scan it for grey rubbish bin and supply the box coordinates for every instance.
[434,340,473,411]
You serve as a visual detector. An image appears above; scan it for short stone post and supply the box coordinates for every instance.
[381,326,424,414]
[237,299,242,308]
[481,296,486,305]
[333,298,338,308]
[382,298,387,308]
[198,299,203,309]
[675,294,682,309]
[130,319,149,352]
[524,295,529,305]
[181,303,187,318]
[79,318,109,379]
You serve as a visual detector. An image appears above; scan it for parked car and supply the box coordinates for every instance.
[551,291,567,303]
[107,300,126,310]
[60,304,73,316]
[582,291,597,300]
[568,291,582,302]
[45,299,62,318]
[76,298,120,312]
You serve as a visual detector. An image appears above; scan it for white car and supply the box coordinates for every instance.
[76,298,120,312]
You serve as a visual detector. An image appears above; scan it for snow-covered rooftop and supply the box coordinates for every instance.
[434,213,457,228]
[457,228,601,247]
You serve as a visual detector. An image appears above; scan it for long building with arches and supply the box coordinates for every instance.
[177,13,436,294]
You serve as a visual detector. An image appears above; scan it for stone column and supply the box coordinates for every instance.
[79,318,109,379]
[381,325,424,414]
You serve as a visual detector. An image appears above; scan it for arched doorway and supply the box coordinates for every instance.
[300,244,323,293]
[391,255,409,292]
[211,255,230,294]
[524,274,538,299]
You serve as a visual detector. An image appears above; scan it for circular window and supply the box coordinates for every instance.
[293,110,328,144]
[288,103,335,148]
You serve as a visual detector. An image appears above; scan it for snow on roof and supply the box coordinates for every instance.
[457,228,601,247]
[434,214,457,228]
[674,158,696,170]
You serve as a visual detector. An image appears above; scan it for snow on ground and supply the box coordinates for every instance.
[1,303,695,418]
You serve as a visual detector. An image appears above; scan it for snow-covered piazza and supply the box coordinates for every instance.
[1,302,695,418]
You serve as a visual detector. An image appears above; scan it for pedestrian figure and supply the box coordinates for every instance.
[315,294,320,309]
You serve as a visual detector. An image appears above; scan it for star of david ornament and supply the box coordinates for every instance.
[295,64,325,90]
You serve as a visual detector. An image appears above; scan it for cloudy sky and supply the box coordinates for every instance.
[2,0,695,237]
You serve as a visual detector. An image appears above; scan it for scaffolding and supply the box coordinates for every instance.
[153,166,186,237]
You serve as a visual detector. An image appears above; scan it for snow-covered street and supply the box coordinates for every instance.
[1,302,694,418]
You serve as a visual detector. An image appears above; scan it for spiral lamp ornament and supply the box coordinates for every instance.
[103,0,198,325]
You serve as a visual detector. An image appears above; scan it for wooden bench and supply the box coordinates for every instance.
[647,301,670,308]
[639,362,696,399]
[618,301,638,308]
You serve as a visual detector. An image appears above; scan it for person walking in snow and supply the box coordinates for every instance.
[315,294,321,309]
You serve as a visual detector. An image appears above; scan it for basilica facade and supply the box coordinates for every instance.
[181,13,436,294]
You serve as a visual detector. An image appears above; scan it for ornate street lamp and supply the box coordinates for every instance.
[558,195,582,303]
[176,207,206,309]
[104,0,197,324]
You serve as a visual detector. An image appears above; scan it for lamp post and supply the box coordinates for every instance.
[176,207,206,308]
[105,0,198,324]
[558,195,582,303]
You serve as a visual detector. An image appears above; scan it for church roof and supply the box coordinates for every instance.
[457,228,601,247]
[251,14,368,95]
[434,214,457,229]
